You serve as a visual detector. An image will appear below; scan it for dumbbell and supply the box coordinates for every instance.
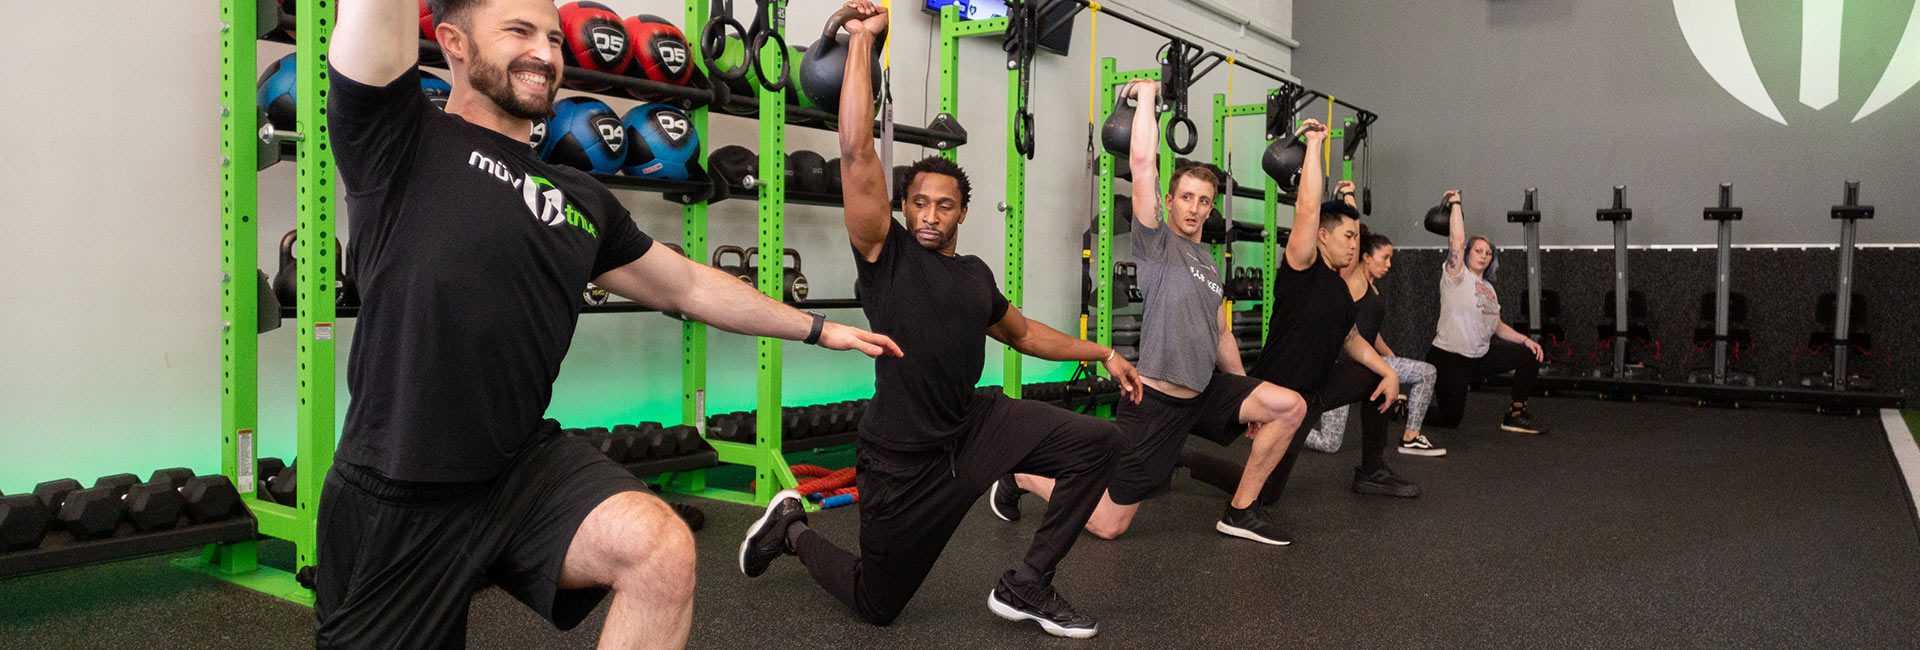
[182,475,242,524]
[150,468,195,490]
[0,493,51,551]
[257,457,288,489]
[593,428,638,463]
[49,476,133,540]
[266,466,299,506]
[781,406,809,439]
[665,425,702,455]
[1112,314,1142,333]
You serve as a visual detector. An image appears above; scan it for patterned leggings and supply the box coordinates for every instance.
[1306,355,1436,453]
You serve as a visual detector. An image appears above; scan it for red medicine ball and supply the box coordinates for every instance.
[623,15,694,101]
[559,1,632,91]
[418,0,446,67]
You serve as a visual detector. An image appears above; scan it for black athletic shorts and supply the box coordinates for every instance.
[1106,372,1264,505]
[313,430,646,648]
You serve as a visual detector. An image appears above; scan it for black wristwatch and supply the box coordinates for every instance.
[802,311,827,345]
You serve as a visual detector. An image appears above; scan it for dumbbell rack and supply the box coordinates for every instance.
[211,0,982,602]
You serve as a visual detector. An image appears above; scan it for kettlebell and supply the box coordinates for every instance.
[1100,93,1138,157]
[1261,136,1307,191]
[1423,202,1452,236]
[781,248,809,302]
[711,245,752,285]
[1227,268,1248,299]
[798,6,883,113]
[272,229,350,308]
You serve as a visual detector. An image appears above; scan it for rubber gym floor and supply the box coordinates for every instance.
[4,392,1917,648]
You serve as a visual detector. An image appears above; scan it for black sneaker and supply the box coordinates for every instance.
[988,570,1099,639]
[989,475,1025,522]
[1214,504,1292,545]
[739,489,806,578]
[1352,466,1420,498]
[1397,433,1447,457]
[1501,409,1548,434]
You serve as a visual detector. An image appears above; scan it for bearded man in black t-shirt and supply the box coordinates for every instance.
[316,1,900,647]
[736,2,1142,640]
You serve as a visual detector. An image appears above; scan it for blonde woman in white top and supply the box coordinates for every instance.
[1425,190,1548,434]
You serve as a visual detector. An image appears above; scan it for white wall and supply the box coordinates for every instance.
[0,0,1290,492]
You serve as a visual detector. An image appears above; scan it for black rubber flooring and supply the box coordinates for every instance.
[5,393,1918,648]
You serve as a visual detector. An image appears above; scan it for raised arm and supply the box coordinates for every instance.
[1283,119,1328,271]
[1335,179,1357,208]
[1125,79,1163,231]
[594,246,902,358]
[988,306,1142,403]
[1443,189,1466,276]
[332,0,424,85]
[836,1,891,262]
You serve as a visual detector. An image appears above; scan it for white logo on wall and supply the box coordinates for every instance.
[591,25,627,62]
[1673,0,1920,124]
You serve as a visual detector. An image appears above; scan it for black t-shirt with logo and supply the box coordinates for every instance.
[1248,251,1356,393]
[329,67,652,482]
[856,220,1011,453]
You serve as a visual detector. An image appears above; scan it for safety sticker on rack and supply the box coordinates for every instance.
[315,322,333,341]
[238,429,256,494]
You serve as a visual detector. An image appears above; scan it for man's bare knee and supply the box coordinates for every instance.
[1085,519,1130,540]
[592,494,697,603]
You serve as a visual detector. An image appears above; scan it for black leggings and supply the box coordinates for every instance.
[1425,338,1539,429]
[792,395,1120,626]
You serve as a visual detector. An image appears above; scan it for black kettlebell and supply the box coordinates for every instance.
[799,6,883,113]
[1226,268,1246,298]
[1100,93,1139,157]
[1424,202,1453,236]
[781,248,808,302]
[272,229,350,308]
[711,245,752,285]
[1261,136,1307,192]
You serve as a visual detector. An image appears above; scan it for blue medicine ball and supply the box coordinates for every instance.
[538,97,627,174]
[419,71,452,111]
[620,103,699,180]
[257,53,299,130]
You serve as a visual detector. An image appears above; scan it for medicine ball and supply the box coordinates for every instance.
[257,53,299,131]
[707,145,759,189]
[623,15,694,100]
[419,71,452,111]
[621,103,699,180]
[786,150,828,194]
[539,97,627,174]
[559,1,632,91]
[418,0,445,67]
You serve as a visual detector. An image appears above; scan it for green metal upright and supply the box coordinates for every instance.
[938,5,1020,396]
[1210,92,1278,340]
[749,0,797,504]
[675,0,714,496]
[202,0,333,605]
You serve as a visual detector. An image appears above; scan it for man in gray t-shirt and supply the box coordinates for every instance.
[996,79,1308,546]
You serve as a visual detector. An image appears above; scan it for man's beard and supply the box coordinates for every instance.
[467,45,559,120]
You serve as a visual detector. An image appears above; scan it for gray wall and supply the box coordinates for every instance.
[1293,0,1919,247]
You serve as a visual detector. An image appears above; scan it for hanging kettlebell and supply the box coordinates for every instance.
[782,248,808,302]
[1424,202,1453,236]
[272,230,298,308]
[799,6,883,113]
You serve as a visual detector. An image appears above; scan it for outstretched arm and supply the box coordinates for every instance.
[332,0,425,85]
[836,1,891,262]
[594,245,903,358]
[989,306,1142,403]
[1282,119,1329,271]
[1125,79,1163,231]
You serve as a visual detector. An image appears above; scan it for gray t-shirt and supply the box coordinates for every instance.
[1132,206,1225,392]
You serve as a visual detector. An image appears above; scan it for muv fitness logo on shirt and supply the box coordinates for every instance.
[467,151,600,238]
